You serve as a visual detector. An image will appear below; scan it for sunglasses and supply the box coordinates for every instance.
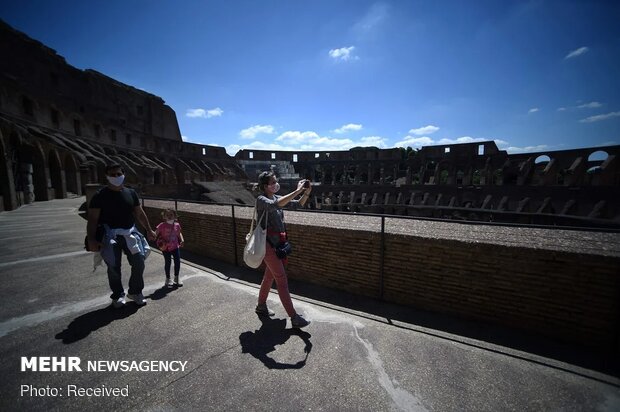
[108,172,123,177]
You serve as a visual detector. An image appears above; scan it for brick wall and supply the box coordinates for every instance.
[144,205,620,352]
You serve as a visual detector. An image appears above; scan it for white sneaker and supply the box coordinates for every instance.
[166,278,174,288]
[112,297,126,309]
[174,276,183,287]
[127,293,146,306]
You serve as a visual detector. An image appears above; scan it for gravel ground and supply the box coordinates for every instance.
[144,199,620,257]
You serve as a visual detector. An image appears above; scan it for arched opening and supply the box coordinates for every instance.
[534,155,551,165]
[493,169,503,185]
[360,172,368,184]
[64,153,81,195]
[472,170,482,185]
[49,149,64,199]
[439,170,449,185]
[0,130,16,210]
[153,169,162,185]
[456,170,464,186]
[588,151,608,162]
[12,139,48,204]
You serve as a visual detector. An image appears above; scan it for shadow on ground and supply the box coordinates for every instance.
[55,304,141,344]
[239,314,312,369]
[179,249,620,380]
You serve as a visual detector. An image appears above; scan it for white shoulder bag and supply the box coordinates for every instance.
[243,202,268,268]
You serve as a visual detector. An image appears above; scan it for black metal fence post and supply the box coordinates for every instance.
[231,204,238,266]
[380,216,385,300]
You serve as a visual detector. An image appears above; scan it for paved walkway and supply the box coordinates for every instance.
[0,197,618,411]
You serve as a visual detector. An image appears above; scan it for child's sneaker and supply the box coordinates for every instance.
[174,276,183,287]
[255,303,275,316]
[165,277,174,288]
[291,314,310,328]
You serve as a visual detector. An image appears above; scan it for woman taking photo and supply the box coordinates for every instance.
[254,171,311,328]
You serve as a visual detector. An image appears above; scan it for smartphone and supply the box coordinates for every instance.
[303,180,310,188]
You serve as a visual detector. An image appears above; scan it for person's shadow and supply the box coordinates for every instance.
[147,286,175,301]
[55,304,140,344]
[239,315,313,369]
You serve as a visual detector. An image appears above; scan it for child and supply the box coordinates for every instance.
[155,209,185,288]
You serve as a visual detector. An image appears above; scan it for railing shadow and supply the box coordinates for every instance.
[180,250,620,382]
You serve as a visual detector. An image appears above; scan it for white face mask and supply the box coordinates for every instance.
[267,182,280,193]
[107,174,125,187]
[166,219,175,224]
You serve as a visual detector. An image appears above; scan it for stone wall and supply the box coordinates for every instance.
[143,204,620,353]
[0,19,247,211]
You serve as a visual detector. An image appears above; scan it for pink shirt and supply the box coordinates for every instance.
[156,221,182,252]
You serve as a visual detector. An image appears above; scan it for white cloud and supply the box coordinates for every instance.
[239,125,275,139]
[206,107,223,118]
[186,108,207,118]
[579,111,620,123]
[186,107,223,118]
[394,136,434,148]
[528,108,539,114]
[334,123,363,134]
[437,136,487,145]
[565,46,589,59]
[329,46,358,61]
[276,131,322,143]
[505,145,550,153]
[181,135,189,142]
[360,136,387,148]
[557,107,567,111]
[228,129,388,154]
[577,101,602,109]
[409,125,439,135]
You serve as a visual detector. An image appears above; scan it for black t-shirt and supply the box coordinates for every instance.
[89,187,140,229]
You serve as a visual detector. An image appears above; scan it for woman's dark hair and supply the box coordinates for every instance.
[258,171,275,192]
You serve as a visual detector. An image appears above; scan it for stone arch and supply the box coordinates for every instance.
[49,148,65,199]
[439,170,449,185]
[0,129,17,210]
[534,155,551,164]
[12,137,48,203]
[154,168,163,184]
[64,152,81,195]
[492,169,503,185]
[588,150,608,162]
[472,169,482,185]
[96,161,107,184]
[436,160,453,185]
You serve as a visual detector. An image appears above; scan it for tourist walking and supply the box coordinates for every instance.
[156,208,185,288]
[254,171,311,328]
[87,163,156,308]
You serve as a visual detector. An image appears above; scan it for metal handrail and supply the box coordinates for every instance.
[142,195,620,300]
[141,195,620,233]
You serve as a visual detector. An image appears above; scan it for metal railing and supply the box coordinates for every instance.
[142,195,620,300]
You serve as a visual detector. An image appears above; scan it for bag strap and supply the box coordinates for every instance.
[250,198,268,233]
[249,200,257,234]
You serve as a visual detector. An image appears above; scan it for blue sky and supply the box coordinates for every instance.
[2,0,619,155]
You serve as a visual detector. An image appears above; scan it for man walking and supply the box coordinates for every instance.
[87,163,156,308]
